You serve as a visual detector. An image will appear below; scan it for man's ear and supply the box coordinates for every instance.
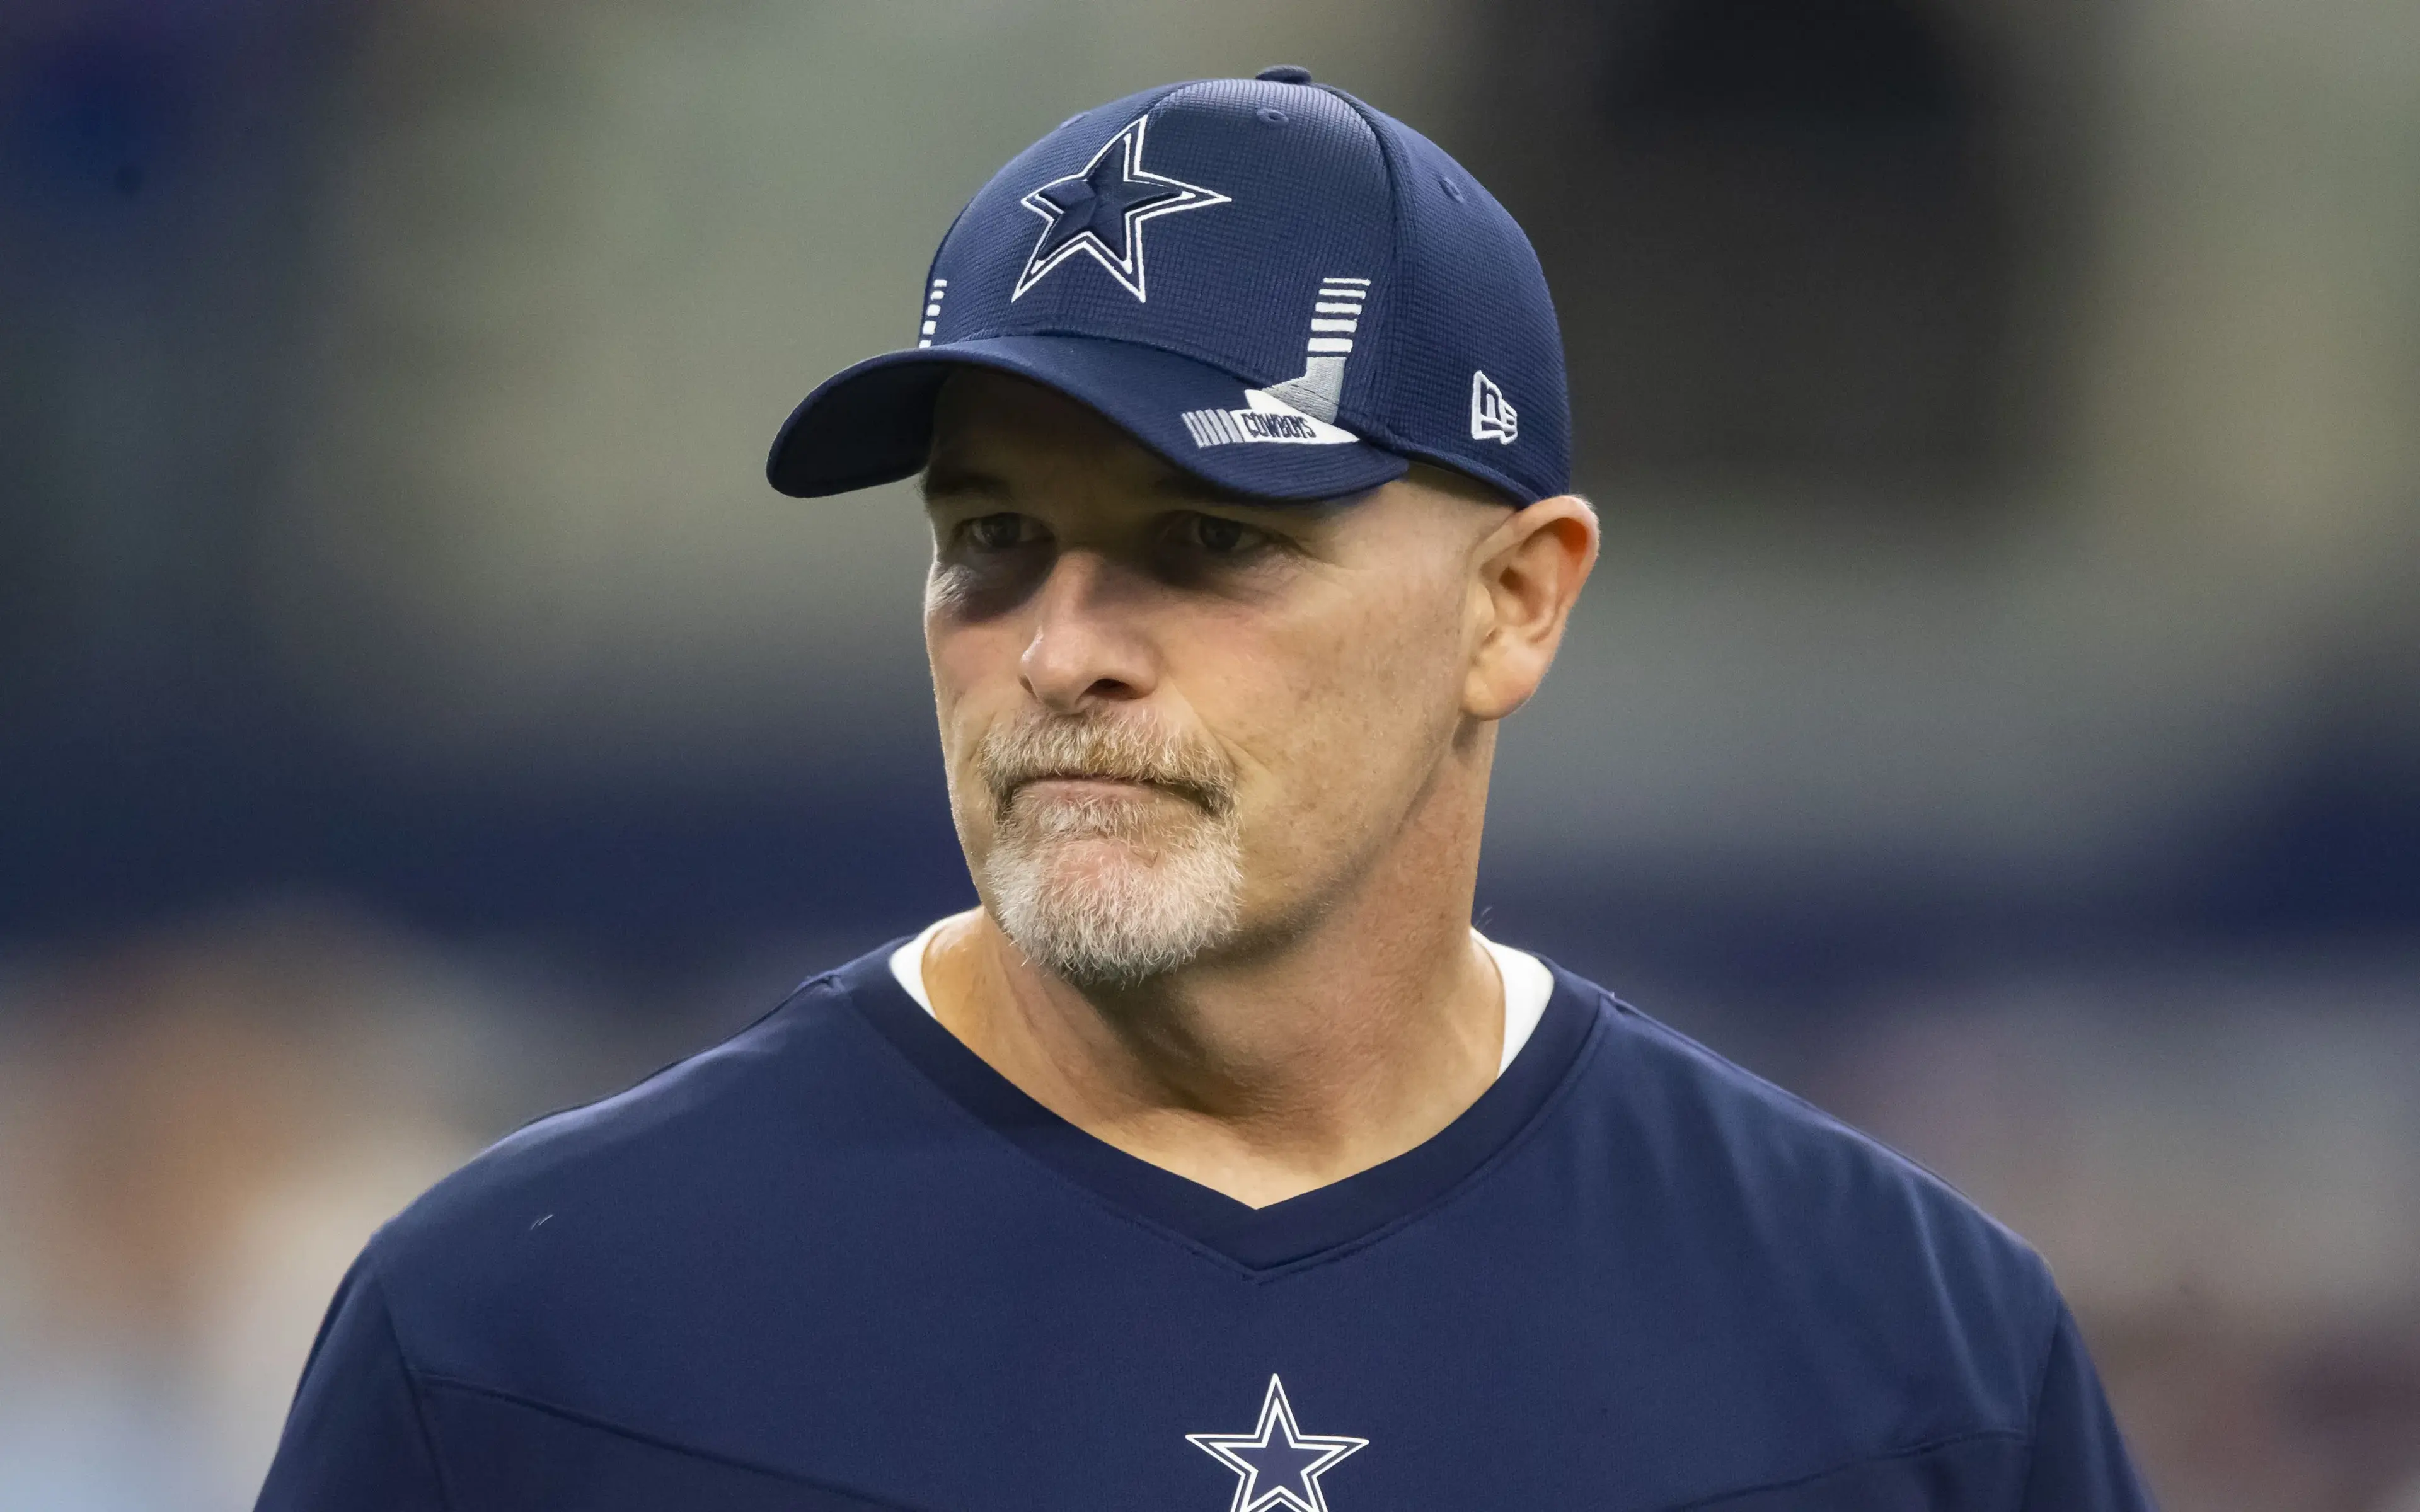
[1464,495,1599,721]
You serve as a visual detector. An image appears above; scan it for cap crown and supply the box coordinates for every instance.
[916,77,1570,503]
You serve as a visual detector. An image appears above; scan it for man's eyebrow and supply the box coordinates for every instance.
[919,463,1010,503]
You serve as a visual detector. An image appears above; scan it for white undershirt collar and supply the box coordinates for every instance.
[887,916,1553,1079]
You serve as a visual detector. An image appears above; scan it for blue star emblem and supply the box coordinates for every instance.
[1012,114,1230,303]
[1187,1376,1368,1512]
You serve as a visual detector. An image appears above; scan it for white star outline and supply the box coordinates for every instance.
[1011,114,1231,303]
[1186,1375,1369,1512]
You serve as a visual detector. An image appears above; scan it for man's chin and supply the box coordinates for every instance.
[981,833,1246,990]
[1025,832,1178,876]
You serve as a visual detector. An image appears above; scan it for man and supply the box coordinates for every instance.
[258,68,2153,1510]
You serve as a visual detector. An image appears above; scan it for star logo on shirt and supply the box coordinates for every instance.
[1012,114,1230,303]
[1187,1376,1368,1512]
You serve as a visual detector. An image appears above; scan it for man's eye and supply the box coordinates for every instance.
[1181,513,1265,556]
[964,513,1034,551]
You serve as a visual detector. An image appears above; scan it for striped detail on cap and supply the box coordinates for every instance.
[1182,407,1250,447]
[916,277,948,347]
[1306,277,1366,355]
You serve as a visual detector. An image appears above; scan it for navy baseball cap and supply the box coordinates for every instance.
[766,67,1569,505]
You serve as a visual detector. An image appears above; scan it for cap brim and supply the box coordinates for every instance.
[765,335,1410,503]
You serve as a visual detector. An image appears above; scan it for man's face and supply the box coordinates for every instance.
[921,370,1509,989]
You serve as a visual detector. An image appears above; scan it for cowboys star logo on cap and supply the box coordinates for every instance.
[1012,115,1230,303]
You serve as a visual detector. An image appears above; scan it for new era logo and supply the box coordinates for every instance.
[1470,370,1517,444]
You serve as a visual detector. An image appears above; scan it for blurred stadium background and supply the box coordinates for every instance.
[3,1,2416,1506]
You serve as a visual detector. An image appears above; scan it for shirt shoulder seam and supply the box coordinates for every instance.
[1661,1426,2031,1510]
[2016,1287,2070,1506]
[405,1368,928,1510]
[365,1252,462,1512]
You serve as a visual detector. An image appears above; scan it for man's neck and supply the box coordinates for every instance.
[920,886,1505,1209]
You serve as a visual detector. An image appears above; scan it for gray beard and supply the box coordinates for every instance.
[981,790,1244,990]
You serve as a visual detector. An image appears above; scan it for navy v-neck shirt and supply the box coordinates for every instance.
[256,942,2153,1511]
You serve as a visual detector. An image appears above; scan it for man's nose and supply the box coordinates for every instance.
[1018,551,1157,714]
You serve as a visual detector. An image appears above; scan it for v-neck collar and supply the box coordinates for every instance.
[835,943,1604,1272]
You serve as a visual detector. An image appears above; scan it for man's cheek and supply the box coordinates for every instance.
[1241,728,1352,844]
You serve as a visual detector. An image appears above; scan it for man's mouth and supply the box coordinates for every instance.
[1012,772,1180,803]
[1000,770,1226,818]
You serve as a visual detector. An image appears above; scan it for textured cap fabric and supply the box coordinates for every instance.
[767,73,1569,505]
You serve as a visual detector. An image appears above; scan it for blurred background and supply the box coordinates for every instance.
[2,0,2415,1506]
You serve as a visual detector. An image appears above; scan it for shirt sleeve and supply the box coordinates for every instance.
[2019,1303,2158,1511]
[254,1252,451,1512]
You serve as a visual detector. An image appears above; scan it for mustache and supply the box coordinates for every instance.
[977,715,1237,820]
